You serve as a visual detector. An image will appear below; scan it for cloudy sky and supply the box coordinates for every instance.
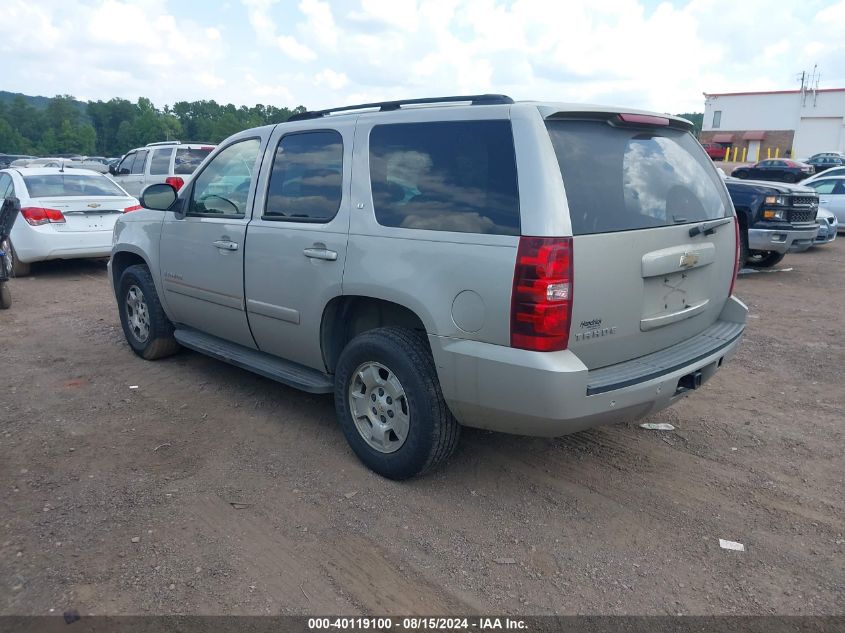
[2,0,844,114]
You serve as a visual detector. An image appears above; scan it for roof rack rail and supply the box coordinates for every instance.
[145,140,181,147]
[288,94,514,122]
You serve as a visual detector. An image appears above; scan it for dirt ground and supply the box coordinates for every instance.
[0,241,843,617]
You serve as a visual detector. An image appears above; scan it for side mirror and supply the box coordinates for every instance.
[140,183,178,211]
[118,167,130,175]
[108,164,117,175]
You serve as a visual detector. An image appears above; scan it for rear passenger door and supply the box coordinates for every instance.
[243,122,353,371]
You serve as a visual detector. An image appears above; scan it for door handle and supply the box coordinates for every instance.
[819,199,830,204]
[303,247,338,261]
[213,240,239,251]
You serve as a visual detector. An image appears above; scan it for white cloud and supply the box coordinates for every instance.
[314,69,350,90]
[1,0,843,114]
[275,34,317,61]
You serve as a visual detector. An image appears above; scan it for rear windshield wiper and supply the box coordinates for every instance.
[688,217,733,237]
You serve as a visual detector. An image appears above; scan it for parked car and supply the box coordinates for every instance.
[11,157,66,168]
[814,208,838,245]
[807,151,845,160]
[0,154,36,169]
[722,176,819,266]
[110,95,747,479]
[805,155,845,174]
[109,141,216,197]
[801,176,845,230]
[0,168,140,276]
[701,142,728,161]
[802,166,845,183]
[731,159,814,183]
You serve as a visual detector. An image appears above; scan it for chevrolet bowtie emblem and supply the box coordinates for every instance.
[679,252,699,268]
[87,203,101,208]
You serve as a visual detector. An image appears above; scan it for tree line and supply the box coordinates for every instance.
[0,92,705,158]
[0,94,305,157]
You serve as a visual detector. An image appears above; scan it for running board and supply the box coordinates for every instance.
[173,328,334,394]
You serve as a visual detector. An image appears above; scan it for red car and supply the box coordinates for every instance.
[701,142,728,161]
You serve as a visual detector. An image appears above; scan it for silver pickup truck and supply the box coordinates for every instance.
[110,95,747,479]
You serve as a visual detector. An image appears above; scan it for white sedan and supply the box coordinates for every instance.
[0,168,141,276]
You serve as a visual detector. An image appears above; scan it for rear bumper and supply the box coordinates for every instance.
[429,296,747,437]
[748,225,819,254]
[11,226,113,263]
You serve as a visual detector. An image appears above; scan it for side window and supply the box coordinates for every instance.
[149,148,174,176]
[833,182,845,195]
[188,138,260,217]
[131,150,149,175]
[264,131,343,222]
[712,110,722,128]
[808,180,836,194]
[0,173,11,198]
[117,153,136,175]
[368,120,520,235]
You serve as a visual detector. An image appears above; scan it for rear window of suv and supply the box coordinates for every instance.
[546,119,730,235]
[175,147,213,175]
[369,120,519,235]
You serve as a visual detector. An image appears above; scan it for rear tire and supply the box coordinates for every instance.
[734,170,748,179]
[747,251,786,268]
[334,327,460,480]
[118,264,180,360]
[1,239,30,277]
[0,284,10,309]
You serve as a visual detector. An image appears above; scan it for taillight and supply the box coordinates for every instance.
[511,237,573,352]
[729,217,740,296]
[21,207,65,226]
[616,113,670,126]
[165,176,184,191]
[123,204,142,213]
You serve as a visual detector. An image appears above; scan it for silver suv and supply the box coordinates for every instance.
[109,141,215,197]
[109,95,747,479]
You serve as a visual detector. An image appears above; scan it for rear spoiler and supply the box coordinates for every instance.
[545,110,694,132]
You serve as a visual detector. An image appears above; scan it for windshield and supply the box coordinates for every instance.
[546,119,730,235]
[23,174,128,198]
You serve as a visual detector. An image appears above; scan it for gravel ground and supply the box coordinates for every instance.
[0,240,843,616]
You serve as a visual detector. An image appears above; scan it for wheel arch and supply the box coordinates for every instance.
[320,295,429,374]
[111,249,151,298]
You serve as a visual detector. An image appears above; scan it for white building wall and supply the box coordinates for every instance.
[703,92,800,131]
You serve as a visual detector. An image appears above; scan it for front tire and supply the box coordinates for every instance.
[334,327,460,480]
[0,284,10,309]
[118,264,180,360]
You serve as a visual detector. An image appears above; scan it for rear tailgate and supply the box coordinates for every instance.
[545,115,736,370]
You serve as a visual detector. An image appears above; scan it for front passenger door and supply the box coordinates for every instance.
[159,136,264,348]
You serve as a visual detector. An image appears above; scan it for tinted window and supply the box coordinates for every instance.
[131,150,148,174]
[188,139,260,217]
[0,174,11,198]
[175,147,213,174]
[150,148,174,175]
[546,120,730,235]
[22,174,127,198]
[265,131,343,222]
[117,153,135,174]
[368,120,519,235]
